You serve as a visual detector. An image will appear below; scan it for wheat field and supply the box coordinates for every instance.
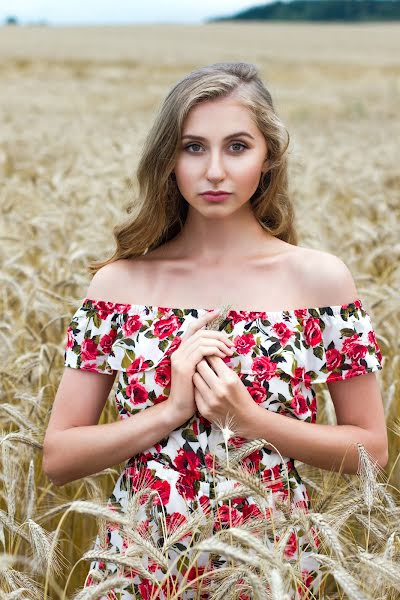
[0,22,399,599]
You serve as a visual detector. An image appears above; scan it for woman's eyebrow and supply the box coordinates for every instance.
[181,131,255,141]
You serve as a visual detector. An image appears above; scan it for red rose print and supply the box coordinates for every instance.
[154,358,172,387]
[153,393,168,406]
[165,512,188,536]
[262,463,282,483]
[248,311,266,320]
[126,379,148,405]
[176,472,199,500]
[214,504,243,530]
[92,300,116,319]
[276,530,297,558]
[114,303,131,314]
[136,518,151,537]
[326,347,342,371]
[66,328,74,349]
[174,449,201,475]
[293,499,309,511]
[304,317,322,347]
[272,321,294,346]
[127,356,152,374]
[138,577,161,600]
[309,396,317,423]
[242,502,262,522]
[342,334,367,361]
[199,494,211,511]
[368,329,383,362]
[81,338,99,361]
[153,315,180,340]
[99,328,117,353]
[80,362,98,372]
[251,355,278,381]
[131,466,171,507]
[175,450,202,500]
[309,525,322,549]
[290,392,309,417]
[294,308,308,320]
[293,366,305,384]
[241,448,262,471]
[297,570,315,596]
[235,332,255,355]
[166,334,182,356]
[126,466,160,498]
[147,556,159,573]
[122,314,142,336]
[161,575,179,598]
[229,310,252,325]
[229,435,247,448]
[151,478,172,506]
[346,362,367,378]
[247,379,267,404]
[204,452,215,470]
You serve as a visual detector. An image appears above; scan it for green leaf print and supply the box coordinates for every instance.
[182,428,198,442]
[340,307,351,321]
[92,312,102,328]
[313,345,324,360]
[340,327,358,337]
[158,338,170,352]
[177,553,190,574]
[121,338,137,347]
[121,349,137,370]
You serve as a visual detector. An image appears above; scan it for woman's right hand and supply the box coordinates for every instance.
[167,309,235,424]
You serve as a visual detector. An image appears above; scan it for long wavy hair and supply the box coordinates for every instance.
[88,61,297,275]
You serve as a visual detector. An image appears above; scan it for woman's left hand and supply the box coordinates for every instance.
[193,355,256,437]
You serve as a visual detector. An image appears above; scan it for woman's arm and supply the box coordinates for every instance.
[238,372,388,474]
[43,368,189,487]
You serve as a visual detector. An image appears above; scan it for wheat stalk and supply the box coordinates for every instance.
[73,575,136,599]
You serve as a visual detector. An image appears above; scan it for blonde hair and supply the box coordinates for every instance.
[88,61,297,275]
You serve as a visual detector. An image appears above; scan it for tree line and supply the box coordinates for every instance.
[207,0,400,22]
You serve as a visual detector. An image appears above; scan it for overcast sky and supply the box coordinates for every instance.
[0,1,263,25]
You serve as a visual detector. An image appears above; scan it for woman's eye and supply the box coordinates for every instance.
[185,143,202,152]
[230,142,247,152]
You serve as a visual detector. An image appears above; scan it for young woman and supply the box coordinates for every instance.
[43,62,387,599]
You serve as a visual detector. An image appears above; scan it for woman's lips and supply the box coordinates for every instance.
[201,192,231,202]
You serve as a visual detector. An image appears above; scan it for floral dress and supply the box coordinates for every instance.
[63,297,383,599]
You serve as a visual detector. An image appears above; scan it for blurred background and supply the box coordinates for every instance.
[0,1,399,597]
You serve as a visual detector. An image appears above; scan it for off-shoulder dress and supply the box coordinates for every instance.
[63,297,383,600]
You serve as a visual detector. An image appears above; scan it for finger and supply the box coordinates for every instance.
[184,309,221,338]
[193,386,204,414]
[181,316,234,348]
[187,341,233,363]
[198,309,222,329]
[196,357,220,383]
[193,369,211,394]
[204,355,231,375]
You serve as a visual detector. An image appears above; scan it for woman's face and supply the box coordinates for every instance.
[173,96,268,215]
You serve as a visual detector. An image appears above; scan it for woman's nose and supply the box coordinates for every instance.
[205,151,225,179]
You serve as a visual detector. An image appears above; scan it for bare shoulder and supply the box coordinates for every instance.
[86,258,142,301]
[293,247,359,306]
